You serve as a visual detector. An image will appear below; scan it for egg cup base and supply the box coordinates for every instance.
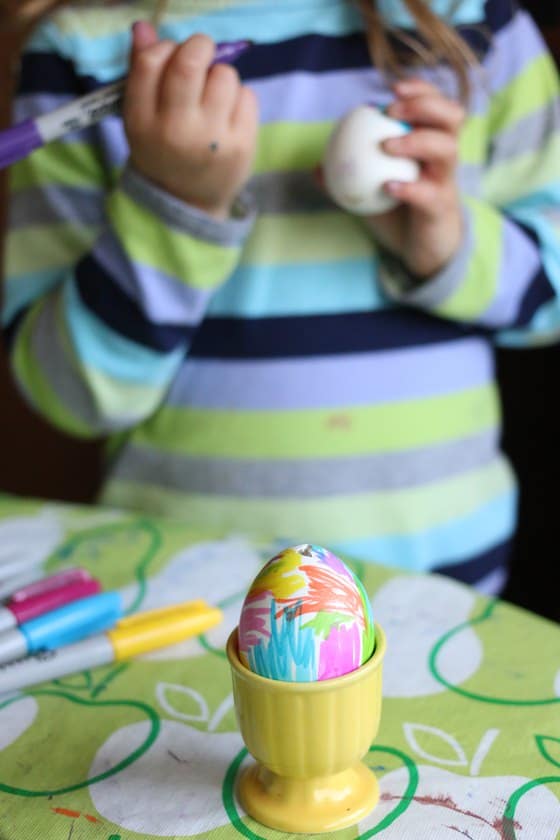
[237,760,379,834]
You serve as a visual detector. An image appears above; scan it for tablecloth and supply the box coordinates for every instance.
[0,495,559,839]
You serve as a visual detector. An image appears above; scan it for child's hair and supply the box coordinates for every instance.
[359,0,477,103]
[1,0,477,100]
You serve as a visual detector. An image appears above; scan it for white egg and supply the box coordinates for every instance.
[323,105,420,215]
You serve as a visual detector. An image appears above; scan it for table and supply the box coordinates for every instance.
[0,494,559,840]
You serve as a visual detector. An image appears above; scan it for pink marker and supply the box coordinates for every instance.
[0,575,102,635]
[9,567,94,603]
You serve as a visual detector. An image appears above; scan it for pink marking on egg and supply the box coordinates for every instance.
[336,159,357,177]
[318,622,362,680]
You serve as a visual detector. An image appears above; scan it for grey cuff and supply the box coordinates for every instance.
[120,164,256,247]
[378,204,474,307]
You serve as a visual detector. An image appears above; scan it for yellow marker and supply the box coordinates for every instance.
[0,600,224,695]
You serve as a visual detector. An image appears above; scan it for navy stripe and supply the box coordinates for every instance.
[434,538,512,588]
[18,52,87,97]
[189,311,482,359]
[513,221,556,326]
[18,23,500,98]
[1,311,25,353]
[483,0,517,36]
[75,256,192,351]
[237,33,371,79]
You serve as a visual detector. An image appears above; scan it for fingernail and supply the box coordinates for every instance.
[385,181,402,194]
[394,81,414,95]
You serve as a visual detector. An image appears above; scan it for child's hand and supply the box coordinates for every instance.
[369,79,465,278]
[123,22,259,219]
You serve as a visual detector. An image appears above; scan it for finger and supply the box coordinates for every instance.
[230,85,259,133]
[387,94,464,134]
[392,77,441,99]
[383,129,458,171]
[126,36,177,128]
[131,19,157,50]
[384,178,442,214]
[202,63,241,121]
[159,33,216,112]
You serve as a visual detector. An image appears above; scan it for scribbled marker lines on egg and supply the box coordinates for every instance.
[238,544,375,682]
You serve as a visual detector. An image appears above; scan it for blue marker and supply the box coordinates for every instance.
[0,591,123,666]
[0,39,251,171]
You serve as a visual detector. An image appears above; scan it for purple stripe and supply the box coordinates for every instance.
[92,231,212,326]
[483,11,545,96]
[480,215,542,327]
[167,337,493,410]
[254,67,390,123]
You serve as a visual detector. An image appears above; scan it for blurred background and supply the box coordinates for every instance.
[0,1,559,622]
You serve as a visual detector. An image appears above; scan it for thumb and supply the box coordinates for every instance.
[130,20,158,52]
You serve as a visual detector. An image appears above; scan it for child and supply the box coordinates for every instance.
[2,0,559,595]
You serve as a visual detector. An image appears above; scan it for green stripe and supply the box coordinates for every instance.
[482,134,560,207]
[488,53,560,137]
[6,223,98,277]
[86,366,162,418]
[436,198,501,320]
[133,384,500,458]
[243,212,375,264]
[107,189,240,288]
[10,142,107,192]
[255,122,333,173]
[12,302,93,437]
[458,114,487,166]
[102,458,513,542]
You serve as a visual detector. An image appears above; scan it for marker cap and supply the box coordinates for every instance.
[20,591,122,652]
[108,600,223,660]
[10,578,101,624]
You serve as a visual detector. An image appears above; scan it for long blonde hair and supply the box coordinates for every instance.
[2,0,477,99]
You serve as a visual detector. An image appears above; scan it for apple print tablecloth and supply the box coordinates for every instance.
[0,495,559,840]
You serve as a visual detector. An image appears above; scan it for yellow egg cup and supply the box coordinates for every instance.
[226,623,386,834]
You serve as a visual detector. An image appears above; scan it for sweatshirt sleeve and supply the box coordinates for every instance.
[378,1,560,346]
[2,38,255,439]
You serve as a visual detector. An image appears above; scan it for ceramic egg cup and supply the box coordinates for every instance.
[226,623,386,834]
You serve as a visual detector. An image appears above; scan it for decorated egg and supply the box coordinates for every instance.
[238,544,375,682]
[323,104,420,215]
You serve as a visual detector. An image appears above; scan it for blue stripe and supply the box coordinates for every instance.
[190,310,483,359]
[208,258,387,318]
[332,489,517,572]
[2,268,61,326]
[378,0,485,29]
[64,281,184,384]
[75,255,192,353]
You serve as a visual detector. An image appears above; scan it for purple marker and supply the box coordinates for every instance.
[0,39,252,171]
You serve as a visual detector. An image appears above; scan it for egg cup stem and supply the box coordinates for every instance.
[238,760,379,833]
[227,625,386,835]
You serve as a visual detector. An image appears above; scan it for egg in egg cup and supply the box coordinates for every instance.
[226,622,386,834]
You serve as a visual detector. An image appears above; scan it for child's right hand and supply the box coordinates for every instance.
[123,22,259,219]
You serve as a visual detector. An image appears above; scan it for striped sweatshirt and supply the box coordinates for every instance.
[3,0,560,593]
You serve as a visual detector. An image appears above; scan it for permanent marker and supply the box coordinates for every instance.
[0,600,223,694]
[8,567,95,603]
[0,39,252,171]
[0,590,123,666]
[0,576,101,634]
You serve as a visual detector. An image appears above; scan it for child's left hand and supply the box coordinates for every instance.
[369,78,465,279]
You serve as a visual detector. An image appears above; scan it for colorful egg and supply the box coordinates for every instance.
[238,544,375,682]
